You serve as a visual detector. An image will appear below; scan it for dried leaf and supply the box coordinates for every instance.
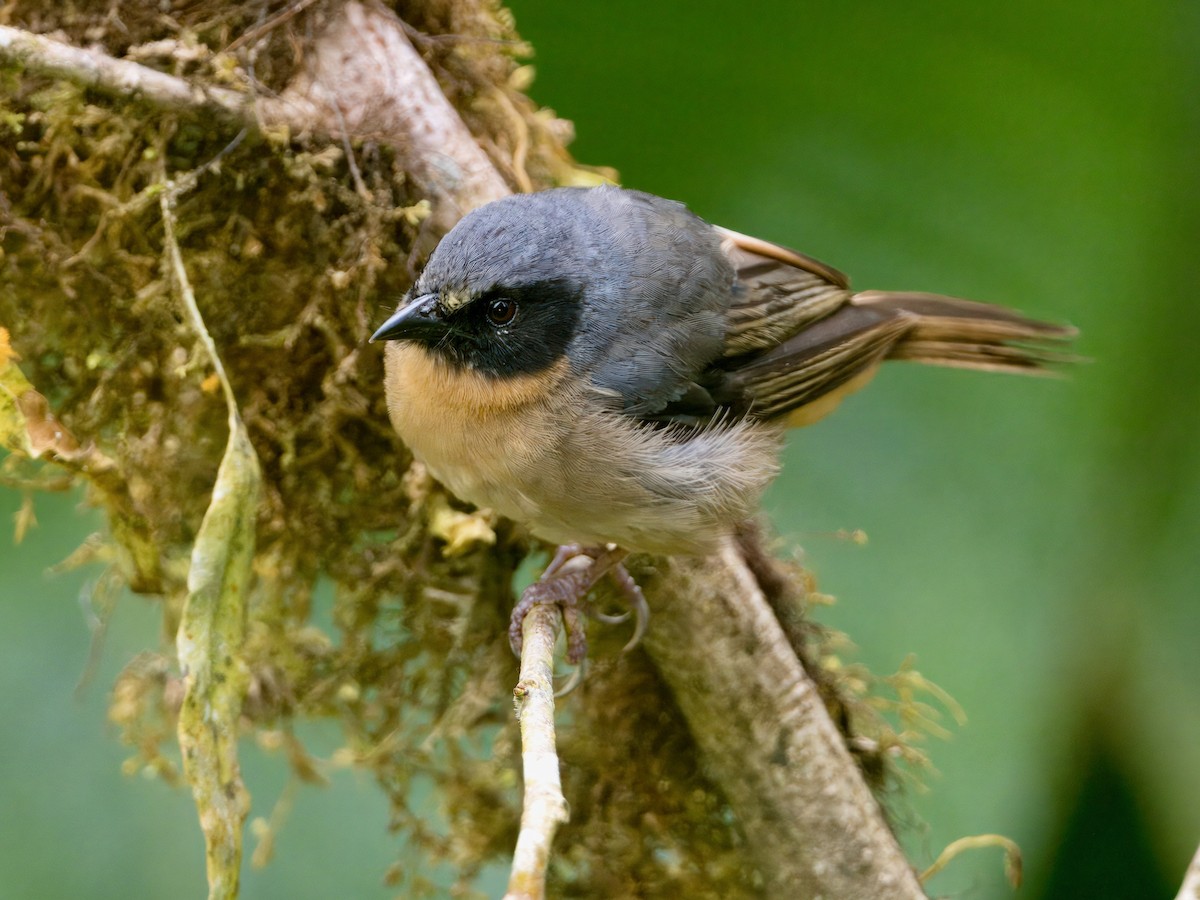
[176,415,260,900]
[1,328,85,460]
[429,494,497,556]
[163,190,262,900]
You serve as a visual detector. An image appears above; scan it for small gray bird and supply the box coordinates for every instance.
[372,185,1073,659]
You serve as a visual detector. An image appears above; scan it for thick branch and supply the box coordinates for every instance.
[641,539,927,899]
[275,3,509,230]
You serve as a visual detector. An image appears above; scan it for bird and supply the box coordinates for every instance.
[371,185,1074,661]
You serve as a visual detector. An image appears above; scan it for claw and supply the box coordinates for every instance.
[554,659,588,698]
[609,561,649,653]
[541,542,585,579]
[508,569,590,661]
[590,609,631,625]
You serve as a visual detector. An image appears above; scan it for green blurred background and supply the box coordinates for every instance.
[2,0,1197,896]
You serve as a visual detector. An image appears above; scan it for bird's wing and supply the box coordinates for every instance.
[698,228,896,424]
[700,229,1076,426]
[716,227,852,357]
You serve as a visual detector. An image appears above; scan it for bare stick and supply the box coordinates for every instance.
[0,25,245,117]
[1177,843,1200,900]
[504,604,569,900]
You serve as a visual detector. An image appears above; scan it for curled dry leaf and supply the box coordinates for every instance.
[2,325,97,464]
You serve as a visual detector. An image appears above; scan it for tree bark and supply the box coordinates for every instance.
[643,541,924,898]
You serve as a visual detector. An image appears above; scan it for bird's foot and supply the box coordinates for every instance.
[508,545,647,664]
[508,565,592,663]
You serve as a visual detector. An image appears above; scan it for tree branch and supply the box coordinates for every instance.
[505,604,569,900]
[0,24,246,115]
[640,539,927,898]
[0,3,509,229]
[1178,842,1200,900]
[274,2,509,231]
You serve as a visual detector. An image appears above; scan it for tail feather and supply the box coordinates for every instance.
[853,290,1078,375]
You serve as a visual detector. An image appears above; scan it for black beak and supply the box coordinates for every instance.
[370,294,443,343]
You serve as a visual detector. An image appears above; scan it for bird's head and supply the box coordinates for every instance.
[371,190,603,379]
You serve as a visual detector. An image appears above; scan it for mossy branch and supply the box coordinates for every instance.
[2,4,931,896]
[639,540,928,898]
[0,4,509,225]
[0,24,246,115]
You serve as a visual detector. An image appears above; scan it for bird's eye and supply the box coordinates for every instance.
[485,297,518,326]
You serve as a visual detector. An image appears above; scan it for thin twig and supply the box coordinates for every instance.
[490,87,533,194]
[504,604,569,900]
[323,91,370,200]
[0,25,246,117]
[1177,842,1200,900]
[161,188,237,411]
[222,0,323,54]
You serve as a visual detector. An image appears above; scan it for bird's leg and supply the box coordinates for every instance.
[509,545,629,664]
[540,542,584,579]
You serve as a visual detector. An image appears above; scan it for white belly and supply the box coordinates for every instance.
[383,343,781,554]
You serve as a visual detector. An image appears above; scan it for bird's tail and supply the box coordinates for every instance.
[726,289,1078,426]
[852,290,1078,374]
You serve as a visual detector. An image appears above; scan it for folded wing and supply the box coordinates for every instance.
[702,229,1077,427]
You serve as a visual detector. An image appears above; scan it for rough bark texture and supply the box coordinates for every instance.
[641,541,925,898]
[274,2,509,233]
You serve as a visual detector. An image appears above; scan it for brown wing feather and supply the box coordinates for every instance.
[720,305,907,420]
[715,226,850,288]
[716,227,852,357]
[712,229,1077,427]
